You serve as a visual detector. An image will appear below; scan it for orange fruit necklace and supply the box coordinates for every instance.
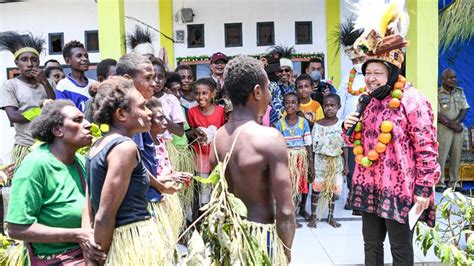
[347,68,365,95]
[352,75,406,167]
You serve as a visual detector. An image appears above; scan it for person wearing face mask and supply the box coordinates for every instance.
[306,58,336,105]
[335,19,367,210]
[342,3,440,265]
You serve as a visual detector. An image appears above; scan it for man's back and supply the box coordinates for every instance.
[212,121,293,224]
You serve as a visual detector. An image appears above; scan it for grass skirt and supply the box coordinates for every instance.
[148,197,185,262]
[165,141,196,221]
[288,148,309,203]
[242,220,288,266]
[313,154,343,217]
[12,144,30,166]
[4,242,27,266]
[105,219,167,265]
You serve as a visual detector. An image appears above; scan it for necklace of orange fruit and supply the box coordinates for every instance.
[347,68,365,95]
[352,75,406,168]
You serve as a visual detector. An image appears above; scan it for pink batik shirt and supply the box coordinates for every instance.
[343,85,441,227]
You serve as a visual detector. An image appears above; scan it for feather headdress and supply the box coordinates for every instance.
[337,17,364,59]
[348,0,409,68]
[0,31,44,59]
[267,45,295,59]
[126,25,155,56]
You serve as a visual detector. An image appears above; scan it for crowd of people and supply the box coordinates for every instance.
[0,2,455,265]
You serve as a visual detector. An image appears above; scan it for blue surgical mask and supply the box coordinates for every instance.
[309,70,322,82]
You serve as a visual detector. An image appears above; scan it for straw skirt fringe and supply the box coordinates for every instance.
[12,144,30,166]
[243,220,288,266]
[287,148,308,202]
[105,219,166,266]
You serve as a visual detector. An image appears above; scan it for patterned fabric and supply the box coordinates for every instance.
[154,136,173,176]
[275,117,311,148]
[342,85,441,227]
[269,81,295,125]
[312,120,344,194]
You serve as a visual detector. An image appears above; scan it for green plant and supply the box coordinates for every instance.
[415,188,474,265]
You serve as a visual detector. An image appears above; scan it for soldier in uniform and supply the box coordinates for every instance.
[436,68,470,192]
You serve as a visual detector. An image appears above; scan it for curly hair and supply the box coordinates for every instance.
[63,40,85,58]
[223,56,267,107]
[93,76,135,125]
[29,100,75,144]
[145,96,162,112]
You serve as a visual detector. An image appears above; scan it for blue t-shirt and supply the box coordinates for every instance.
[275,116,312,148]
[132,132,162,201]
[55,75,94,112]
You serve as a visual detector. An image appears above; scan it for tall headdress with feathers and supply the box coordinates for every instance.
[338,18,364,60]
[0,31,45,59]
[126,25,155,56]
[349,0,409,69]
[268,45,295,70]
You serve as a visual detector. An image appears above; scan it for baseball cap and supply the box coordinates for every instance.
[210,52,228,63]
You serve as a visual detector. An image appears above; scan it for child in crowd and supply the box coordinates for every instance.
[165,72,182,98]
[43,59,61,69]
[0,31,56,165]
[151,58,185,142]
[44,66,64,84]
[175,64,197,112]
[84,58,117,122]
[295,73,324,219]
[147,97,191,262]
[187,78,226,206]
[308,94,348,228]
[296,74,324,127]
[55,40,95,112]
[275,92,313,228]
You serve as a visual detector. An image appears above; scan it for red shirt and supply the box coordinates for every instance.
[187,104,226,174]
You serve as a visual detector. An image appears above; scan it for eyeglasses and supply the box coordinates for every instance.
[279,68,291,73]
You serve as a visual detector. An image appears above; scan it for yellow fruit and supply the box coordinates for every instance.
[355,122,362,132]
[394,82,405,91]
[361,157,372,167]
[353,145,364,155]
[380,121,393,133]
[379,132,392,144]
[375,142,387,153]
[388,98,401,109]
[367,150,379,161]
[398,75,406,83]
[355,154,364,164]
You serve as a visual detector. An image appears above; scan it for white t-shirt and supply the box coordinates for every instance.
[158,93,186,140]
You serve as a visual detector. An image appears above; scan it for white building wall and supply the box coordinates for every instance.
[172,0,327,58]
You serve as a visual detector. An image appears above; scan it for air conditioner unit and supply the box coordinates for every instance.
[180,8,194,23]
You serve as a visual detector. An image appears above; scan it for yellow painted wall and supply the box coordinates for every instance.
[159,0,175,68]
[326,0,341,87]
[406,0,438,112]
[97,0,125,60]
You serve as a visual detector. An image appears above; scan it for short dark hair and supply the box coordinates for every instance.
[323,93,341,105]
[43,59,61,68]
[116,53,151,78]
[96,58,117,80]
[309,57,324,66]
[145,96,162,112]
[93,76,135,125]
[165,72,182,88]
[30,100,75,144]
[295,73,314,87]
[283,92,300,104]
[44,66,63,78]
[193,77,217,92]
[62,40,85,58]
[150,57,167,77]
[175,64,193,73]
[223,56,267,107]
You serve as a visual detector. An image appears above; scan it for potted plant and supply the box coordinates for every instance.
[415,188,474,265]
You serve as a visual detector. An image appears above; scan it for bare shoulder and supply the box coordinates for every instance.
[246,123,286,154]
[110,140,137,156]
